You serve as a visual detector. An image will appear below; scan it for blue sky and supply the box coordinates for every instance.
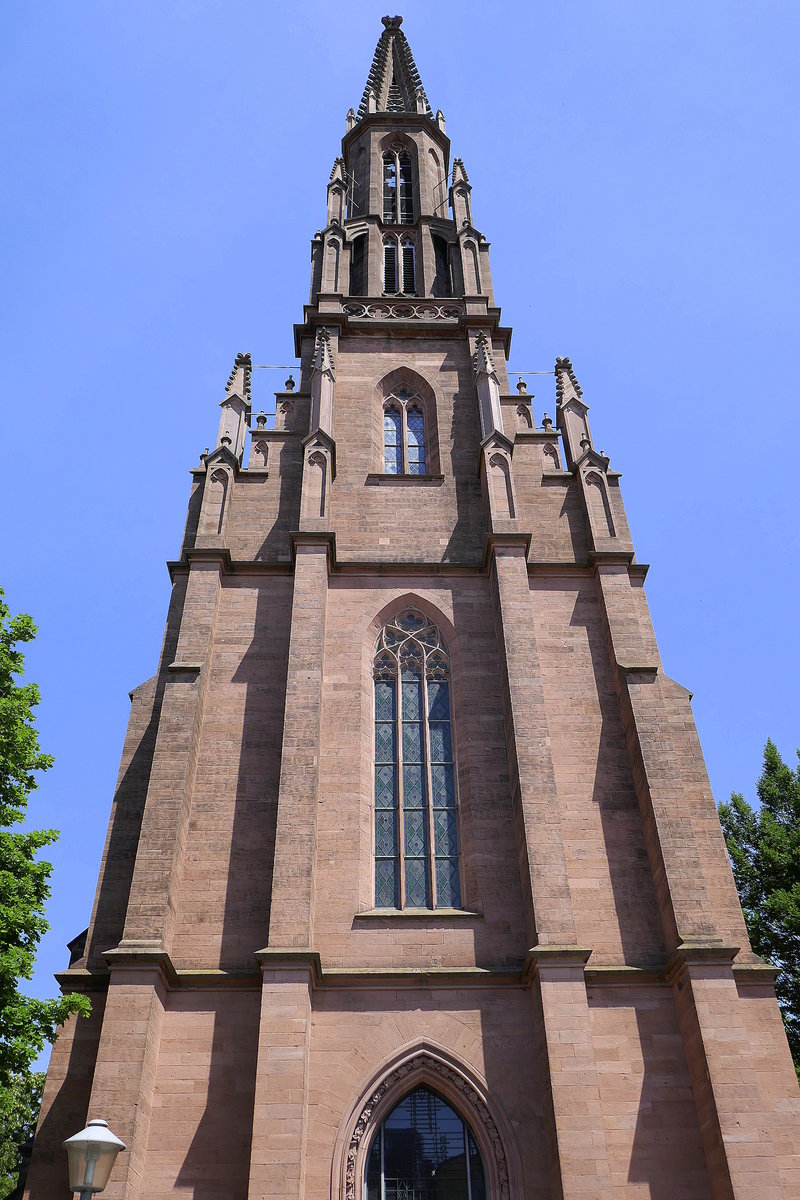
[1,1,798,1041]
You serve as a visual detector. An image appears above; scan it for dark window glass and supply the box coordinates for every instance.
[349,234,366,297]
[365,1086,487,1200]
[432,235,452,298]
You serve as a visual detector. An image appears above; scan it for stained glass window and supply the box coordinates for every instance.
[374,610,461,910]
[383,393,426,477]
[365,1086,486,1200]
[407,405,426,474]
[384,406,402,475]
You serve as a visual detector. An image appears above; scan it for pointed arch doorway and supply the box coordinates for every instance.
[336,1047,515,1200]
[365,1084,486,1200]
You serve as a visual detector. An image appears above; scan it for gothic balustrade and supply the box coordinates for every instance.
[343,299,464,321]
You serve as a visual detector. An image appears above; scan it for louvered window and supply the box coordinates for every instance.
[401,239,416,294]
[383,241,398,294]
[374,610,461,911]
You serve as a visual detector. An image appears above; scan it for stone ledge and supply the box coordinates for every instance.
[365,473,445,485]
[353,907,483,923]
[322,966,519,988]
[254,947,322,987]
[666,941,741,983]
[522,945,593,985]
[585,964,666,986]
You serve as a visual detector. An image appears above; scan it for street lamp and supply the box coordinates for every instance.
[63,1119,125,1197]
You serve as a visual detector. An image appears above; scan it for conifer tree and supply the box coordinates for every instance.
[719,740,800,1071]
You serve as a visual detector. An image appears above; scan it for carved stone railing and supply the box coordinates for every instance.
[343,300,464,321]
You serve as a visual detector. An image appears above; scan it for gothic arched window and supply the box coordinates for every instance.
[374,610,461,909]
[382,390,427,476]
[365,1086,486,1200]
[383,147,414,224]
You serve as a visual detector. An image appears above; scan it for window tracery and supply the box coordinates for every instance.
[383,389,427,475]
[374,609,460,910]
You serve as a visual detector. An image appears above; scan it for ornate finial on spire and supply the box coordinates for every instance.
[516,378,527,394]
[554,356,583,404]
[311,327,335,380]
[542,414,553,432]
[285,375,296,392]
[225,351,252,400]
[329,156,346,183]
[357,16,432,120]
[346,107,356,132]
[580,432,590,451]
[452,158,470,185]
[473,330,497,380]
[256,411,267,429]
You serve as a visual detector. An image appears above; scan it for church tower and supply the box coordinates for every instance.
[26,16,799,1200]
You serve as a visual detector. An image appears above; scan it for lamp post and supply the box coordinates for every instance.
[63,1119,125,1198]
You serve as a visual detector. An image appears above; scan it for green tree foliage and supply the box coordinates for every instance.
[0,1072,44,1197]
[719,739,800,1070]
[0,590,90,1193]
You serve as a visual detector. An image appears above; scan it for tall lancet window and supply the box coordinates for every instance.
[382,389,427,475]
[383,147,414,223]
[374,610,461,910]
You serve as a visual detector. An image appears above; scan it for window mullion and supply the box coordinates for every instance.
[396,670,406,910]
[422,665,437,910]
[401,403,409,474]
[464,1121,473,1200]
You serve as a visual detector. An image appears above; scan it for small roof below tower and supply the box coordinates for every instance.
[357,16,432,120]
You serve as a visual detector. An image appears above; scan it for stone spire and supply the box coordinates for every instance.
[554,356,598,470]
[356,16,432,120]
[216,351,251,462]
[473,331,503,440]
[310,326,336,435]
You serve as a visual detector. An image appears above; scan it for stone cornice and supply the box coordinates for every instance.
[290,531,337,569]
[482,531,532,571]
[164,554,651,583]
[55,952,776,993]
